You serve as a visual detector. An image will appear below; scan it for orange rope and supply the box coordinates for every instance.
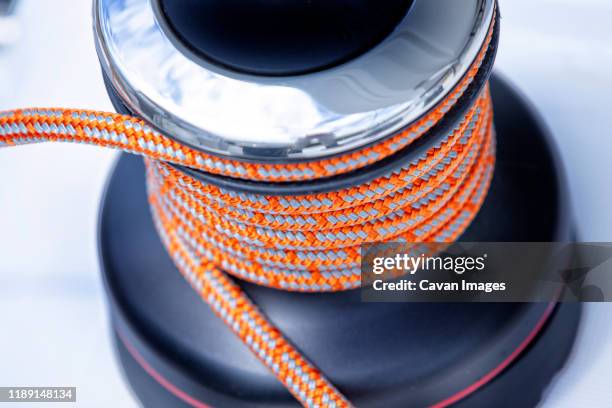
[0,12,496,408]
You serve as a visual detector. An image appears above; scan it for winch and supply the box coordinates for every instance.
[0,1,581,406]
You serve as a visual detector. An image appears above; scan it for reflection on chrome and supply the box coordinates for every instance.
[95,0,494,161]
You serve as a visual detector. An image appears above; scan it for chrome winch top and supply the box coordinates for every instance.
[94,0,495,162]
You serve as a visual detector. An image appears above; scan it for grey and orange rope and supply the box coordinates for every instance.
[0,11,496,408]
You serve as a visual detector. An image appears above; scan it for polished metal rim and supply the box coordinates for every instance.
[94,0,495,162]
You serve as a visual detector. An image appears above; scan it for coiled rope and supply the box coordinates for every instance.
[0,11,496,408]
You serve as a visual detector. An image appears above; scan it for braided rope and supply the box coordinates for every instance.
[0,91,494,407]
[145,91,494,292]
[0,11,497,407]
